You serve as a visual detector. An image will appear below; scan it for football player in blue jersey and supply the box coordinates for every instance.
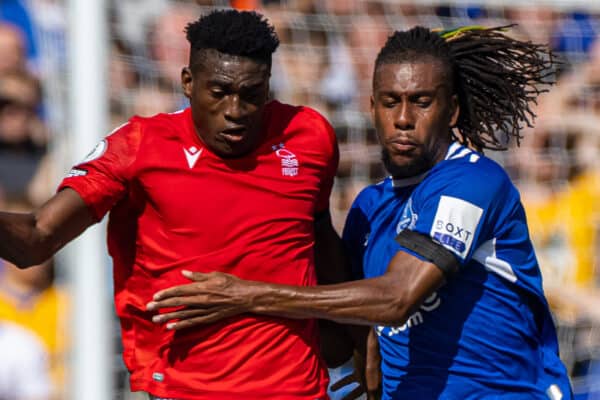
[147,26,572,399]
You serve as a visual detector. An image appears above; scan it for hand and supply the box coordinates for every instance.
[327,357,367,400]
[146,270,250,330]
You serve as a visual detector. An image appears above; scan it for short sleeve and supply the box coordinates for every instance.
[57,120,142,221]
[404,160,513,265]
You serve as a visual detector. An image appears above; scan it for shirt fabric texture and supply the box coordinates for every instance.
[342,142,572,400]
[59,101,338,399]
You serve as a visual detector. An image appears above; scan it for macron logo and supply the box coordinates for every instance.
[183,146,202,169]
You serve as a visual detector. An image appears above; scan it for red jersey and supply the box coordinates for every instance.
[58,101,338,399]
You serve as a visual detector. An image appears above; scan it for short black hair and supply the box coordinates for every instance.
[185,9,279,67]
[374,26,555,151]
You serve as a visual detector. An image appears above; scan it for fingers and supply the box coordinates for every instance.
[151,306,241,330]
[152,271,209,301]
[166,308,240,330]
[152,271,233,301]
[151,308,211,325]
[146,295,196,311]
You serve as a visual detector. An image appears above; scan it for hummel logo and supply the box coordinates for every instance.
[183,146,202,169]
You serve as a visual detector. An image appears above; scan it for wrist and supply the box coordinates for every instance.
[244,279,271,313]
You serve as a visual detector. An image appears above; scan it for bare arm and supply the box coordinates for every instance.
[0,188,96,267]
[245,250,444,325]
[149,249,446,328]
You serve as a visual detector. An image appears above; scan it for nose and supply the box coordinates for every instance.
[395,102,414,130]
[224,94,246,122]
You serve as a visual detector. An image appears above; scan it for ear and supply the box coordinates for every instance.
[181,67,193,99]
[449,94,460,127]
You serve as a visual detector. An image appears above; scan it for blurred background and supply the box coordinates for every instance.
[0,0,599,398]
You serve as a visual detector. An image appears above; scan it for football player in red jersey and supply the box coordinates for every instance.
[0,9,364,400]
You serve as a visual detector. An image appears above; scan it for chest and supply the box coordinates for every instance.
[131,140,324,229]
[363,189,417,277]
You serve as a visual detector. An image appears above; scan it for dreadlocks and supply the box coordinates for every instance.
[374,25,555,151]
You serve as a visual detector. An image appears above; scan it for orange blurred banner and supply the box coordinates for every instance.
[231,0,259,10]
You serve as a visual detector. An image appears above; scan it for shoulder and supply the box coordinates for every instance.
[432,145,514,195]
[266,101,337,161]
[127,108,188,135]
[107,108,190,150]
[267,101,334,139]
[411,145,519,216]
[351,179,388,213]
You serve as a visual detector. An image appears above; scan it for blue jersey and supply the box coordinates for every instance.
[342,143,571,399]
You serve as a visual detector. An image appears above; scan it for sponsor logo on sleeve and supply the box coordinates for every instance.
[66,168,87,178]
[80,139,107,164]
[430,195,483,259]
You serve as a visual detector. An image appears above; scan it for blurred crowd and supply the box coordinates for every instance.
[0,0,599,398]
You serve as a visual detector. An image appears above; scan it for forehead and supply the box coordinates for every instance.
[373,59,449,93]
[193,50,270,82]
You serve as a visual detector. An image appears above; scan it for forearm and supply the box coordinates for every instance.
[0,189,95,268]
[248,276,415,326]
[246,251,445,326]
[149,251,446,330]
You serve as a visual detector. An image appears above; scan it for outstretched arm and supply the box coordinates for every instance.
[0,188,96,267]
[148,249,446,328]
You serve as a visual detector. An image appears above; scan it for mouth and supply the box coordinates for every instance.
[219,126,248,143]
[387,137,417,153]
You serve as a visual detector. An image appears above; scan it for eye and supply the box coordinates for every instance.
[209,88,226,99]
[380,98,397,108]
[241,90,263,103]
[415,97,432,108]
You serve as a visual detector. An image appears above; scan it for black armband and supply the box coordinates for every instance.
[395,229,459,277]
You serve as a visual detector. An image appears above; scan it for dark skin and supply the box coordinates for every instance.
[186,50,367,381]
[0,50,275,268]
[0,48,363,394]
[147,58,460,396]
[183,49,271,158]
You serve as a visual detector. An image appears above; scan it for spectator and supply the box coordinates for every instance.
[0,321,52,400]
[148,25,572,399]
[0,0,38,71]
[0,22,27,74]
[0,70,47,200]
[0,9,358,399]
[147,2,198,84]
[0,198,68,399]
